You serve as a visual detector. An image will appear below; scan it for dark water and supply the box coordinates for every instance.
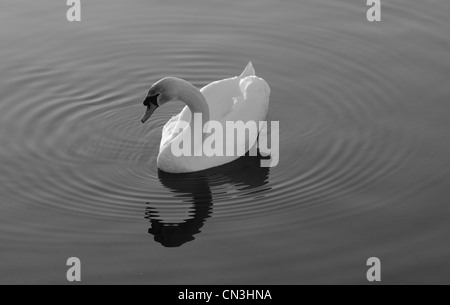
[1,0,450,284]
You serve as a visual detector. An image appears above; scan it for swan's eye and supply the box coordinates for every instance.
[143,94,160,107]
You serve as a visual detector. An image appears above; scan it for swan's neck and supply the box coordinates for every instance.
[174,81,210,146]
[176,82,210,126]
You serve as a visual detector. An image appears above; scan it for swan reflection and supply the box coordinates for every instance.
[145,152,271,247]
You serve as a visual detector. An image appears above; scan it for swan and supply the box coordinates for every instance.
[140,62,270,173]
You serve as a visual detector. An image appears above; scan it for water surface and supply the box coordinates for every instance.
[1,0,450,284]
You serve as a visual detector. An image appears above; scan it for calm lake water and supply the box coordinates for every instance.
[1,0,449,284]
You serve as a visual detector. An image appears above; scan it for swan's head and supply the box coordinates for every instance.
[141,77,186,124]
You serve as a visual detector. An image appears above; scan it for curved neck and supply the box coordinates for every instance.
[175,80,210,126]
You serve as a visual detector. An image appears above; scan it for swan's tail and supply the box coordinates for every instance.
[240,62,255,78]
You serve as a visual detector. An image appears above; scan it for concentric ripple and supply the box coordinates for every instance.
[1,0,450,254]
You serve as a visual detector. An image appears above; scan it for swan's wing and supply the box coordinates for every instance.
[201,64,270,145]
[240,62,255,78]
[222,75,271,155]
[225,76,270,122]
[200,78,239,121]
[199,62,256,121]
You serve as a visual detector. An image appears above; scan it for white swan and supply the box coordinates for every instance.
[141,62,270,173]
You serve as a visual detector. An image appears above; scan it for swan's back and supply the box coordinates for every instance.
[159,63,270,166]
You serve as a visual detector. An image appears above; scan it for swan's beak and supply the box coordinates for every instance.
[141,101,158,124]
